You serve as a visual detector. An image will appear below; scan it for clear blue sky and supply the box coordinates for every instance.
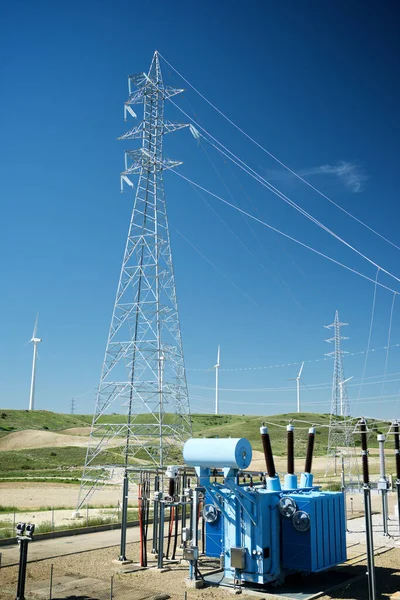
[1,0,400,419]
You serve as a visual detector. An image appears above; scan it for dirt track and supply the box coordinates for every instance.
[0,482,122,508]
[0,430,91,451]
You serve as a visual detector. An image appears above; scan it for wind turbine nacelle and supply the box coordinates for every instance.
[31,337,42,343]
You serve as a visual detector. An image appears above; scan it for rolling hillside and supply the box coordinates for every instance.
[0,409,390,482]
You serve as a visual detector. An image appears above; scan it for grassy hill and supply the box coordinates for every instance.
[0,409,390,483]
[0,410,92,436]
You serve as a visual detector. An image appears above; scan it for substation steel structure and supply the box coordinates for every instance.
[120,424,347,590]
[77,52,192,510]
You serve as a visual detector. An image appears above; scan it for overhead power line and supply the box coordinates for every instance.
[169,101,400,289]
[186,343,400,372]
[173,170,400,295]
[189,375,400,393]
[159,52,400,252]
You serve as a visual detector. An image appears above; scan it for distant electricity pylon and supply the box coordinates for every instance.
[70,397,75,415]
[214,345,220,415]
[77,52,192,508]
[324,310,359,484]
[28,315,42,411]
[325,311,349,418]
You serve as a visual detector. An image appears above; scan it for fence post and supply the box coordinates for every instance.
[86,505,89,527]
[49,563,54,600]
[52,507,55,532]
[0,551,2,569]
[110,575,114,600]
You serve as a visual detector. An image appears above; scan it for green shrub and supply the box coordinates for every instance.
[0,528,12,539]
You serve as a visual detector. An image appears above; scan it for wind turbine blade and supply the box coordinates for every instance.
[217,345,220,365]
[32,313,39,339]
[298,361,304,378]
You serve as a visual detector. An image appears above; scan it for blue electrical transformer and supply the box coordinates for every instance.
[281,490,346,571]
[204,492,224,558]
[223,486,282,584]
[184,430,347,587]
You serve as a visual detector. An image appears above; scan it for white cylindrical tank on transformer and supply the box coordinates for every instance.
[183,437,252,470]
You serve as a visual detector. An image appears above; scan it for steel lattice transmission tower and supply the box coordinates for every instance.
[325,311,359,484]
[77,52,192,508]
[325,310,349,418]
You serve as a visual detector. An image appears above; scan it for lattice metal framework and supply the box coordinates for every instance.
[325,310,349,418]
[325,311,359,484]
[77,52,192,508]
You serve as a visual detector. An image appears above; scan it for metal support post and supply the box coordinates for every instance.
[377,434,389,535]
[364,487,376,600]
[360,420,376,600]
[158,501,165,569]
[49,564,53,600]
[397,480,400,534]
[341,454,347,531]
[152,476,160,554]
[393,422,400,533]
[16,540,29,600]
[181,473,187,532]
[119,470,129,561]
[190,488,199,580]
[152,497,159,554]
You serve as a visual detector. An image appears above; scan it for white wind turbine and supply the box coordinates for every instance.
[289,362,304,414]
[214,345,220,415]
[28,315,42,411]
[339,376,353,416]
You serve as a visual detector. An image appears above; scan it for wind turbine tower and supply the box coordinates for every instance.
[289,362,304,413]
[28,315,42,411]
[214,346,220,415]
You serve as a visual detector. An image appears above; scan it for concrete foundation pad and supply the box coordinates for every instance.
[112,558,133,565]
[118,563,147,573]
[185,577,205,589]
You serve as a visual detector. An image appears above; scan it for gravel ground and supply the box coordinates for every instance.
[0,542,234,600]
[319,548,400,599]
[1,538,400,600]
